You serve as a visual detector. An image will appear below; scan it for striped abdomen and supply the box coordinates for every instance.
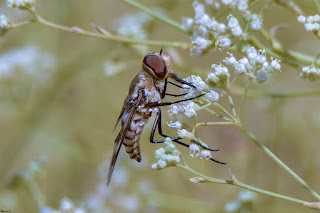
[122,108,153,162]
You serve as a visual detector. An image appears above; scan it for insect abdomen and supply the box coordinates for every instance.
[122,110,151,162]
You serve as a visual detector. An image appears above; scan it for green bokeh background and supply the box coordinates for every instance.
[1,0,320,212]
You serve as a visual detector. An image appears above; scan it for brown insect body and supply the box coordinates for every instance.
[107,51,174,186]
[120,70,165,161]
[107,51,225,187]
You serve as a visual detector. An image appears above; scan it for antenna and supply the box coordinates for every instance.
[160,46,164,55]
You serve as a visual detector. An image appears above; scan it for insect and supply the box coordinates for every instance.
[107,49,225,186]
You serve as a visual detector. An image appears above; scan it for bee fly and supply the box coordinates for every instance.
[107,48,225,186]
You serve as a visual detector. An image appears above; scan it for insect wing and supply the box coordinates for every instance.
[106,90,144,187]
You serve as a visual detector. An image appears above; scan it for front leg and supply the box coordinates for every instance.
[150,109,225,164]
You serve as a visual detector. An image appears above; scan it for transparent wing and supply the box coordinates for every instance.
[106,90,144,187]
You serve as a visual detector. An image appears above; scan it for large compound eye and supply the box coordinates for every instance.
[143,54,167,78]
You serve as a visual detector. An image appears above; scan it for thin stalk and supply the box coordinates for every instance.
[237,124,320,201]
[225,87,237,117]
[178,164,306,205]
[120,0,191,35]
[34,15,188,48]
[237,78,252,119]
[211,102,236,121]
[315,0,320,13]
[203,107,231,121]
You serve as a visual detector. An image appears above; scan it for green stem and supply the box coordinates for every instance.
[237,78,252,118]
[225,85,237,117]
[34,15,188,48]
[120,0,191,35]
[212,102,236,121]
[193,121,234,133]
[315,0,320,13]
[177,164,305,206]
[203,107,231,121]
[237,125,320,201]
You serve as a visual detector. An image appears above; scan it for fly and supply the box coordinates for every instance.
[107,48,225,186]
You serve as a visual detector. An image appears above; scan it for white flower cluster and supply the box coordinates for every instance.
[0,14,12,37]
[224,190,255,213]
[39,197,86,213]
[6,0,35,11]
[115,12,152,39]
[0,46,54,78]
[151,138,182,170]
[300,65,320,81]
[182,75,208,99]
[103,59,126,76]
[207,47,281,85]
[183,0,263,55]
[189,144,213,160]
[169,100,198,118]
[297,14,320,32]
[206,0,249,13]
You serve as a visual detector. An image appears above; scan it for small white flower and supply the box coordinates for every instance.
[6,0,16,8]
[228,15,243,36]
[221,0,233,6]
[177,129,188,138]
[182,17,194,30]
[200,150,212,160]
[224,201,241,213]
[184,101,197,118]
[250,19,263,30]
[215,38,231,50]
[263,61,269,68]
[193,1,206,20]
[234,62,246,74]
[237,0,248,12]
[300,65,320,81]
[270,58,281,70]
[246,46,258,59]
[191,36,212,55]
[184,75,206,91]
[256,49,267,63]
[297,15,306,23]
[212,64,229,78]
[217,23,226,33]
[206,72,219,84]
[206,90,219,102]
[223,53,237,65]
[238,190,255,203]
[167,121,182,129]
[74,208,87,213]
[59,197,74,211]
[168,104,179,116]
[189,144,200,158]
[154,148,166,159]
[157,160,167,169]
[0,14,13,36]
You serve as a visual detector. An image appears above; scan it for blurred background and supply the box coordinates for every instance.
[1,0,320,212]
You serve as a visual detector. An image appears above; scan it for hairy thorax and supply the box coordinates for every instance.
[121,71,165,161]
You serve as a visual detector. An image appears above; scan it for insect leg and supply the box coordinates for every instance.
[150,109,224,165]
[156,93,206,107]
[164,81,191,97]
[150,109,190,148]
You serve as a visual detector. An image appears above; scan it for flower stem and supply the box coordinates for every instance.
[120,0,191,35]
[34,15,188,48]
[212,102,236,121]
[177,164,306,206]
[237,78,252,119]
[237,124,320,201]
[203,107,231,121]
[315,0,320,13]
